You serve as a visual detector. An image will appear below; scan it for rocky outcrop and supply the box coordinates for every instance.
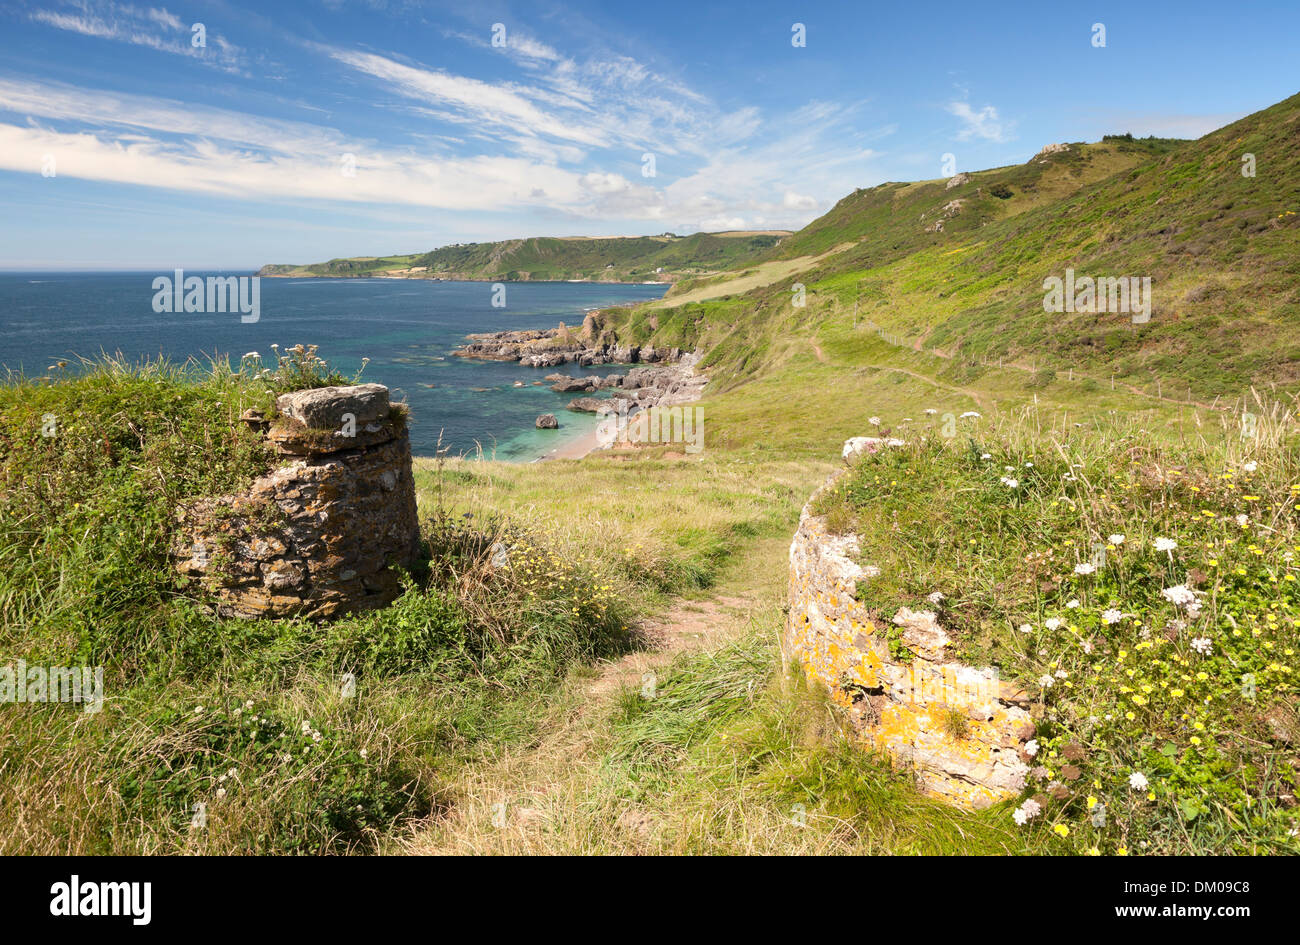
[785,436,1033,809]
[454,325,684,370]
[567,397,612,414]
[535,413,558,429]
[173,384,420,620]
[1035,142,1070,162]
[945,172,971,189]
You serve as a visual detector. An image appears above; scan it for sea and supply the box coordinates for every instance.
[0,272,667,460]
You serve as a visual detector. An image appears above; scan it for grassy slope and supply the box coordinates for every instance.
[259,231,788,283]
[607,93,1300,401]
[0,355,651,853]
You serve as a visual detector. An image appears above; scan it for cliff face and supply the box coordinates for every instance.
[785,437,1034,810]
[173,384,420,619]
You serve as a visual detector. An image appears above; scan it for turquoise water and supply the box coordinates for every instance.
[0,273,666,459]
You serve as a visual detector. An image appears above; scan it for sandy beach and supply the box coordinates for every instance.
[535,424,606,461]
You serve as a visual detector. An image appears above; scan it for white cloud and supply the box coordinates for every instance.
[946,100,1013,143]
[30,0,244,72]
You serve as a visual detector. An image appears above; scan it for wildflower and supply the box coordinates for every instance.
[1001,476,1020,488]
[1054,669,1068,679]
[1018,623,1033,634]
[1153,537,1178,552]
[215,787,227,799]
[1243,461,1257,473]
[924,408,938,415]
[1024,739,1039,757]
[869,416,881,426]
[1013,798,1042,825]
[980,453,992,460]
[1066,599,1080,609]
[1038,675,1055,689]
[1074,562,1096,576]
[359,748,368,759]
[1082,640,1094,654]
[1109,534,1125,545]
[1101,609,1123,625]
[1236,514,1250,528]
[1045,618,1064,631]
[1162,584,1197,608]
[928,591,946,604]
[1190,637,1212,656]
[1053,824,1070,838]
[959,411,981,419]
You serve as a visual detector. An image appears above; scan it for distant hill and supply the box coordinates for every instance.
[258,230,790,283]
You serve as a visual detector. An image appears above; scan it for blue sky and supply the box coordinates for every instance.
[1,0,1296,269]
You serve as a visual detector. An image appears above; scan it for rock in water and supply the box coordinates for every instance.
[535,413,559,429]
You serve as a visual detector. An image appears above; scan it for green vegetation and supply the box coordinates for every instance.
[259,230,788,283]
[810,405,1300,853]
[0,353,659,853]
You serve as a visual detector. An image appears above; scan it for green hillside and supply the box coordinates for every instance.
[258,230,788,283]
[604,92,1300,402]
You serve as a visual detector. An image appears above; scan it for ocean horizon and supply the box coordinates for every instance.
[0,272,667,461]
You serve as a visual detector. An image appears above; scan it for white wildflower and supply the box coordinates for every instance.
[1038,674,1055,689]
[1153,537,1178,552]
[1066,599,1080,609]
[869,416,881,426]
[1101,609,1123,625]
[1024,739,1039,757]
[1190,636,1212,656]
[1013,798,1042,826]
[1001,476,1020,488]
[928,591,946,604]
[1019,623,1033,634]
[1129,772,1149,791]
[1162,584,1197,608]
[1109,534,1125,545]
[1074,562,1096,575]
[959,411,981,419]
[1243,461,1257,473]
[1045,617,1064,631]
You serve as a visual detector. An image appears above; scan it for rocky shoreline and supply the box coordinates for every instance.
[454,319,708,415]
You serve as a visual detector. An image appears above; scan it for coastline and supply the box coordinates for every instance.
[535,424,605,461]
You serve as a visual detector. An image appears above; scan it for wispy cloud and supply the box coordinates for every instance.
[946,100,1014,143]
[30,0,245,73]
[0,17,892,233]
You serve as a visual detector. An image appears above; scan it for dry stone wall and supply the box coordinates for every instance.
[786,437,1034,809]
[173,383,420,620]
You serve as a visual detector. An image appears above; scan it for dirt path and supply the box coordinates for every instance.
[397,588,766,854]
